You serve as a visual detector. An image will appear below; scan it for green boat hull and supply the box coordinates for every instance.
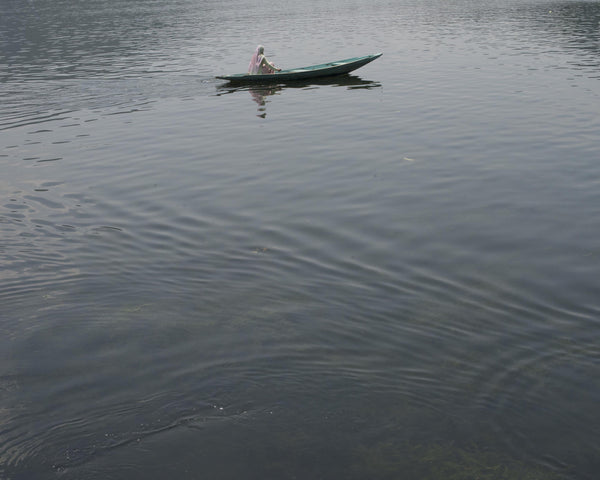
[216,53,382,84]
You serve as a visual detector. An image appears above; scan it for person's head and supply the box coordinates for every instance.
[257,45,264,55]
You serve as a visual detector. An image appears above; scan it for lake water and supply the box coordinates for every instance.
[1,0,599,478]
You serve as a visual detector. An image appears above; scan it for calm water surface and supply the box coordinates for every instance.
[1,0,599,478]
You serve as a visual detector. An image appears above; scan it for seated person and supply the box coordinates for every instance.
[248,45,281,74]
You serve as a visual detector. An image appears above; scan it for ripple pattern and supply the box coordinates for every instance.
[2,0,600,479]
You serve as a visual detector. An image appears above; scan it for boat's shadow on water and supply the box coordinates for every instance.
[215,74,381,117]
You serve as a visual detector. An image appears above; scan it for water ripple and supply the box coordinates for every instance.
[2,0,600,479]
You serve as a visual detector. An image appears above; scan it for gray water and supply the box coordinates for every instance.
[1,0,600,478]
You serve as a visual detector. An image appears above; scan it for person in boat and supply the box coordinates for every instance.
[248,45,281,74]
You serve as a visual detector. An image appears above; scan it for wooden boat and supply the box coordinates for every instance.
[216,53,382,83]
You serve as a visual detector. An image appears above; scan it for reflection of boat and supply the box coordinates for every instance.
[215,74,381,97]
[214,75,382,118]
[216,53,382,84]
